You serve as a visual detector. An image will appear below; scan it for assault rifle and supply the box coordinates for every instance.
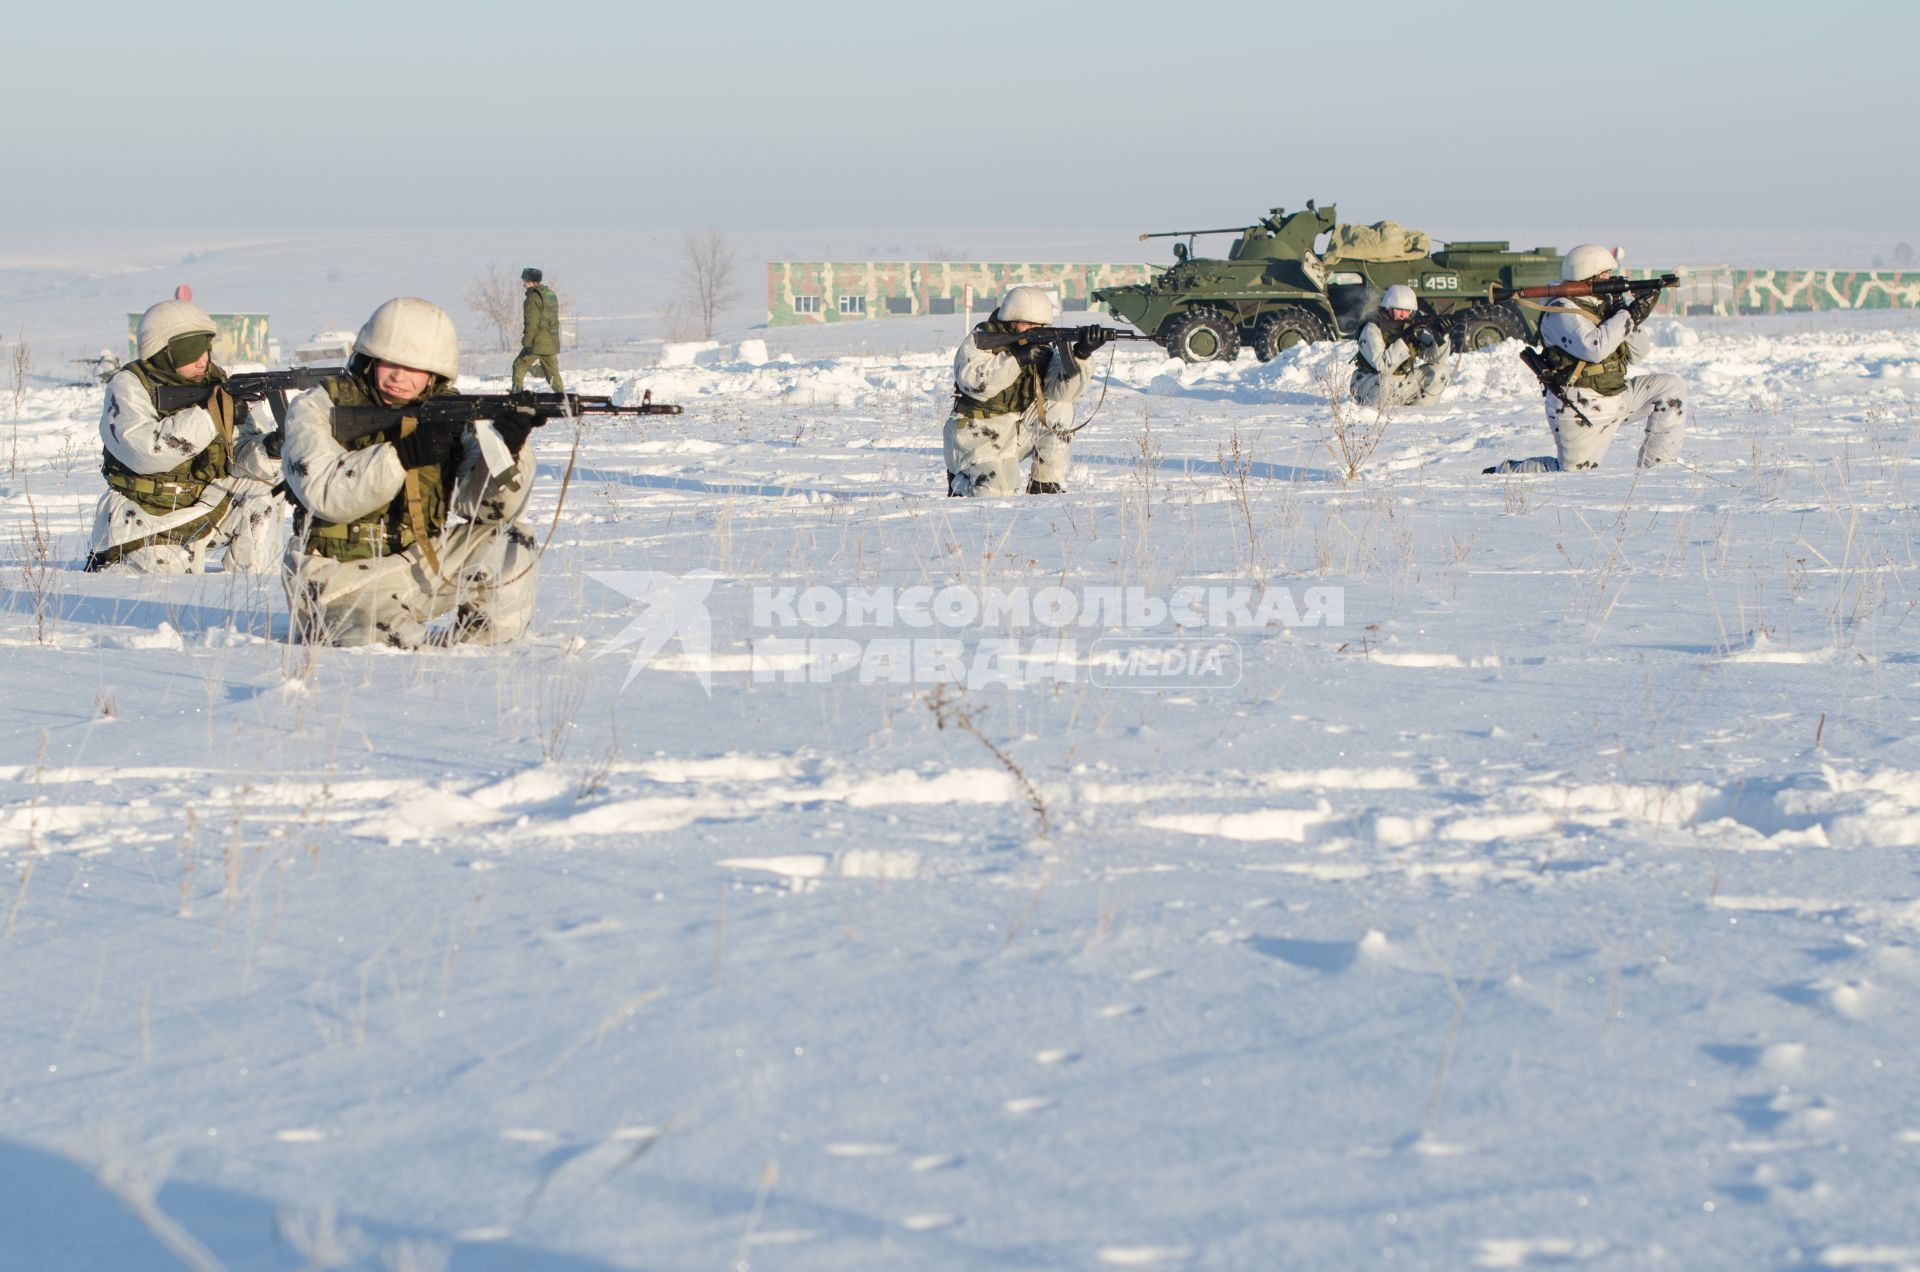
[972,325,1157,356]
[1489,273,1680,305]
[1392,311,1460,348]
[330,390,682,447]
[1516,345,1597,432]
[153,368,337,426]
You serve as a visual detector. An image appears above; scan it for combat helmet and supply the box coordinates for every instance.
[135,300,217,361]
[1561,244,1619,283]
[353,298,460,380]
[996,286,1055,325]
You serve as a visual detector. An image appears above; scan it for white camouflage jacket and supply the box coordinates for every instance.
[92,368,281,549]
[1538,301,1650,364]
[950,336,1093,436]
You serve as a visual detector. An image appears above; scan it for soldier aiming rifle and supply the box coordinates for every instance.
[1484,248,1687,475]
[946,288,1145,496]
[280,299,526,648]
[281,299,686,648]
[86,300,286,575]
[1351,285,1456,410]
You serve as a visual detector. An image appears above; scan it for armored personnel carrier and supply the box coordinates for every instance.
[1092,201,1565,363]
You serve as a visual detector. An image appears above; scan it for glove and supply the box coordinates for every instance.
[1414,327,1438,347]
[262,430,283,459]
[494,400,541,453]
[1601,295,1632,323]
[1009,339,1049,370]
[1627,291,1659,326]
[1070,328,1112,360]
[391,422,454,470]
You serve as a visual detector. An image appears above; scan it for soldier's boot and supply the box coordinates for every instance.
[1026,480,1064,494]
[431,603,493,646]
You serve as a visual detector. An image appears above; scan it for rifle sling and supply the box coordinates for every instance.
[206,386,236,450]
[396,415,443,576]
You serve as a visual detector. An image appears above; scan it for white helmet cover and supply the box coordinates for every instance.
[136,300,217,360]
[996,285,1056,325]
[1562,244,1619,283]
[1380,284,1417,313]
[354,297,460,380]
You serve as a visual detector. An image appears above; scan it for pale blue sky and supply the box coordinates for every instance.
[6,0,1908,230]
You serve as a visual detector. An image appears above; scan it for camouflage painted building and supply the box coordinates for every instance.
[766,262,1155,325]
[125,312,271,364]
[768,262,1920,326]
[1716,269,1920,315]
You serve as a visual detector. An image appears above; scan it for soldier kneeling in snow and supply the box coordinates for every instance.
[281,298,540,648]
[1485,244,1686,474]
[86,300,283,574]
[1351,285,1453,410]
[944,285,1094,496]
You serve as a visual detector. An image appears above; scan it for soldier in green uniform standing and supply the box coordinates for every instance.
[511,267,563,391]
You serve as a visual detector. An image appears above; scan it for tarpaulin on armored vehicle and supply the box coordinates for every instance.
[1323,221,1431,263]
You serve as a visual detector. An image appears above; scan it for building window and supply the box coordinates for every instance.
[838,295,867,315]
[929,297,956,315]
[1061,295,1089,312]
[793,295,822,315]
[886,296,914,315]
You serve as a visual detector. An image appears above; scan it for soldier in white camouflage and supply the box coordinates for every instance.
[944,286,1095,496]
[1487,244,1687,474]
[1351,284,1453,410]
[86,300,283,574]
[281,298,540,648]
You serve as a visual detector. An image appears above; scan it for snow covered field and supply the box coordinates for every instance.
[3,268,1920,1269]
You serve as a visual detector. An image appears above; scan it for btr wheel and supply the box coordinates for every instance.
[1449,303,1527,352]
[1161,309,1241,363]
[1252,307,1335,361]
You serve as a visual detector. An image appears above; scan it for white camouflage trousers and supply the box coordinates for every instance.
[88,479,284,575]
[1491,373,1687,474]
[285,518,540,649]
[944,410,1070,496]
[1352,362,1451,410]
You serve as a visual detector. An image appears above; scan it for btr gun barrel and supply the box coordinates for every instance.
[1138,227,1255,241]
